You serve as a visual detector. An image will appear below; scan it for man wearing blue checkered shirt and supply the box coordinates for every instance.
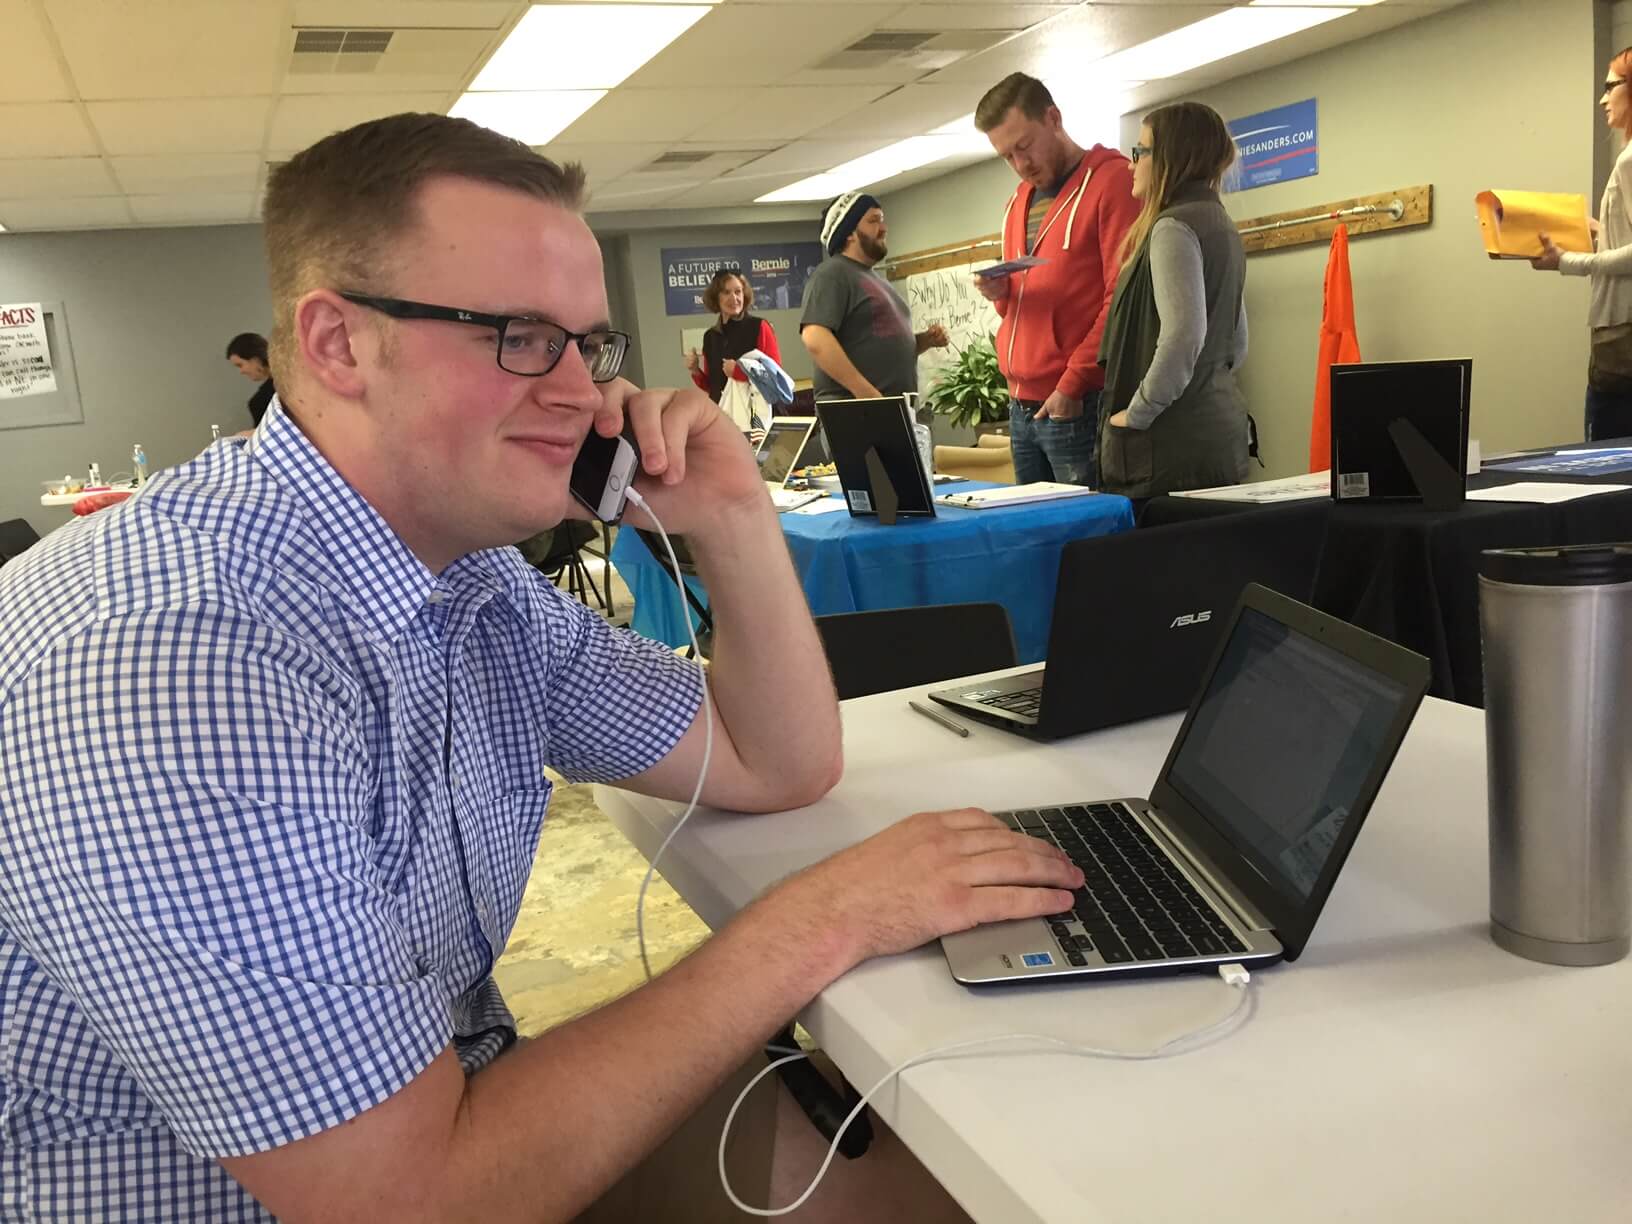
[0,115,1083,1221]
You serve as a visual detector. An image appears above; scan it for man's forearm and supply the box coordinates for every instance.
[688,502,843,809]
[801,328,879,398]
[444,892,853,1221]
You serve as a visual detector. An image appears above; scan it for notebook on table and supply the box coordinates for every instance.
[940,583,1429,985]
[934,481,1099,510]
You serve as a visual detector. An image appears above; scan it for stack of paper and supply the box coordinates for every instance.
[1171,472,1331,503]
[1475,190,1592,258]
[934,481,1099,510]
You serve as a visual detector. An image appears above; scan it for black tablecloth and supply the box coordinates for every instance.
[1139,458,1632,706]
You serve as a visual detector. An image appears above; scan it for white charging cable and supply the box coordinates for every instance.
[718,965,1256,1217]
[620,487,714,983]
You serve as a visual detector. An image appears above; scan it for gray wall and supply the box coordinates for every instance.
[884,0,1603,479]
[1116,0,1599,476]
[0,224,271,536]
[605,220,819,394]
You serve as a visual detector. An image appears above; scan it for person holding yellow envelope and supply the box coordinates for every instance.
[1532,47,1632,440]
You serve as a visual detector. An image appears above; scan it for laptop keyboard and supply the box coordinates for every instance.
[997,802,1251,967]
[977,685,1042,717]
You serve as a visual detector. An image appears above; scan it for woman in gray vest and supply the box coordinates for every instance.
[1097,101,1248,499]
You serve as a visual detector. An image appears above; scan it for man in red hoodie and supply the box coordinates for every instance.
[975,74,1140,485]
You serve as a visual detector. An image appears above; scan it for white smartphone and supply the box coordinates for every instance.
[569,429,640,523]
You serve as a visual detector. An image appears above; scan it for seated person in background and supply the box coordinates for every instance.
[684,268,781,430]
[1098,101,1250,499]
[225,330,276,425]
[0,111,1080,1221]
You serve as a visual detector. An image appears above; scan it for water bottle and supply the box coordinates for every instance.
[210,423,222,443]
[913,421,934,483]
[1481,543,1632,965]
[132,444,149,486]
[87,461,101,487]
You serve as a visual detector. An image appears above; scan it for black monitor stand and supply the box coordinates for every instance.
[1387,417,1464,511]
[863,445,901,525]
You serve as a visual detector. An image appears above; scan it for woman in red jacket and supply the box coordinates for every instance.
[684,269,782,430]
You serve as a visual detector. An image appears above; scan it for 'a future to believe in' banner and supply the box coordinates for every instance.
[0,303,57,400]
[662,243,825,316]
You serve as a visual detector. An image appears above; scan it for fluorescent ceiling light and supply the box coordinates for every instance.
[450,90,606,146]
[468,4,712,91]
[1094,6,1354,80]
[757,129,992,203]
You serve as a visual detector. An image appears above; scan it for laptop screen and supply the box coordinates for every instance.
[757,420,811,485]
[1163,606,1413,899]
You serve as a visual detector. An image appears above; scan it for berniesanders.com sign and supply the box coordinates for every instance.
[1224,99,1318,192]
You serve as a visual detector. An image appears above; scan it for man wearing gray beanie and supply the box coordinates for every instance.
[799,192,948,402]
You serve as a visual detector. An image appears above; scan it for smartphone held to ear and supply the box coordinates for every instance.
[570,428,641,522]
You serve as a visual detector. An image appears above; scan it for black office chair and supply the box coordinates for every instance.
[814,602,1018,700]
[0,519,40,567]
[770,602,1018,1160]
[521,521,608,612]
[634,529,713,658]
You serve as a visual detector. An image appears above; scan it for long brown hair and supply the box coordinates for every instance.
[1119,102,1237,267]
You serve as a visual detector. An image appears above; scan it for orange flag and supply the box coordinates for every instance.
[1308,224,1361,472]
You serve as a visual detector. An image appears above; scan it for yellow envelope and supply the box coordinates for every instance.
[1475,190,1592,258]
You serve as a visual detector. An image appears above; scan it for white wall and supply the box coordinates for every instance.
[0,224,272,536]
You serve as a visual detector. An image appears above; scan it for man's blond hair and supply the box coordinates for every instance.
[262,112,586,381]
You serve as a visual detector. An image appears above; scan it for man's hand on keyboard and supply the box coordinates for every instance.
[755,808,1083,975]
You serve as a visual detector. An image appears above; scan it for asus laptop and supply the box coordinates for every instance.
[928,503,1329,739]
[941,583,1430,984]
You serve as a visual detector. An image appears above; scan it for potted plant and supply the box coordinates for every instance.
[923,334,1009,436]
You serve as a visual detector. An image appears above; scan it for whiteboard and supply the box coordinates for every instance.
[898,261,1000,392]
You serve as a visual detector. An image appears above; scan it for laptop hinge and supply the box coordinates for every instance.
[1138,806,1274,933]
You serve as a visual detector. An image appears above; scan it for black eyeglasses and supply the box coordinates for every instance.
[1604,78,1627,99]
[1129,144,1152,164]
[339,292,630,382]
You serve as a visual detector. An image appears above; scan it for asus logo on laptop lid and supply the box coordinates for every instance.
[1169,611,1212,628]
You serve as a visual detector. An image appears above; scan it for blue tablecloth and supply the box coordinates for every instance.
[611,483,1135,663]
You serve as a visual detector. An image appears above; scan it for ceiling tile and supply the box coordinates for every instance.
[111,153,261,195]
[291,1,513,27]
[0,1,73,101]
[541,141,672,185]
[86,98,273,155]
[622,4,892,88]
[280,27,497,95]
[268,93,453,149]
[0,102,98,157]
[0,157,118,199]
[0,195,133,230]
[128,192,259,225]
[44,0,288,98]
[800,83,982,141]
[924,4,1232,85]
[722,139,884,180]
[553,88,743,145]
[705,84,896,143]
[582,179,696,210]
[665,178,784,210]
[879,5,1075,33]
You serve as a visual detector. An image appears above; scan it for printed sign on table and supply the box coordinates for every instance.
[1225,99,1318,192]
[0,303,57,400]
[662,243,825,315]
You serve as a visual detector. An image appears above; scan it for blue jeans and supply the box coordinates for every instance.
[1008,394,1099,485]
[1585,384,1632,441]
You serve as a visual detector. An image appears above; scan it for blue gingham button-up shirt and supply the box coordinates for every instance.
[0,401,704,1220]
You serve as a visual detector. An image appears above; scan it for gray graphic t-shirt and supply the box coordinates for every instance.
[799,255,917,401]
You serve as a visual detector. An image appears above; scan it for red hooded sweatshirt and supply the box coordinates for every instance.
[992,145,1140,403]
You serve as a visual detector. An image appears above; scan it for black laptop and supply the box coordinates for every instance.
[928,504,1328,738]
[940,583,1430,984]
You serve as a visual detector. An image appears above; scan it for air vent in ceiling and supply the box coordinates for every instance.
[814,28,1019,73]
[290,27,394,74]
[649,151,714,167]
